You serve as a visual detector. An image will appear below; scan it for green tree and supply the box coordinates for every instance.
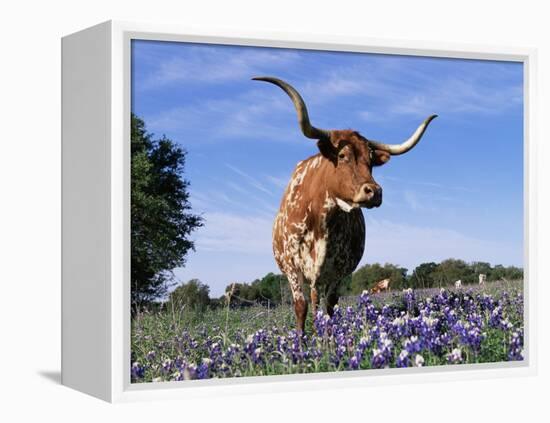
[410,262,438,289]
[221,282,258,307]
[503,266,523,280]
[337,274,353,296]
[131,114,203,311]
[351,263,407,294]
[490,265,523,281]
[167,279,210,312]
[222,273,291,306]
[256,273,290,304]
[431,258,474,286]
[471,261,492,278]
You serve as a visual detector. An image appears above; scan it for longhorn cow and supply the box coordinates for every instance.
[253,76,437,332]
[479,274,487,285]
[371,278,391,294]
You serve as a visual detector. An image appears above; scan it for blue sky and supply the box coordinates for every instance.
[132,40,524,297]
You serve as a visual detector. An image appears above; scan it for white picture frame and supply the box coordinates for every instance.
[61,20,538,403]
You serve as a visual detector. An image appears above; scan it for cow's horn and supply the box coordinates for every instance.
[368,115,438,155]
[252,76,331,140]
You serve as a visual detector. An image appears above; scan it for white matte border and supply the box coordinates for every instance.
[107,20,537,403]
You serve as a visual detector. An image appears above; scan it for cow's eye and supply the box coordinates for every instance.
[338,152,346,160]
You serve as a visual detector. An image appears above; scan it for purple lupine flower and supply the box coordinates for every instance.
[447,348,463,364]
[131,361,145,381]
[396,349,409,368]
[359,290,371,307]
[403,288,415,311]
[349,336,370,369]
[489,306,504,328]
[331,305,343,324]
[414,354,425,367]
[314,310,328,336]
[390,315,410,339]
[508,331,524,361]
[161,358,173,374]
[403,335,422,354]
[443,306,459,326]
[371,348,387,369]
[197,358,211,379]
[452,320,485,351]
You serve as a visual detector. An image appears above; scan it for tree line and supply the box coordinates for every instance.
[165,259,523,312]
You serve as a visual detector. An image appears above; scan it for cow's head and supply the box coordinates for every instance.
[253,76,437,212]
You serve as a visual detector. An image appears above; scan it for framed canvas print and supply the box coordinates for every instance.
[61,21,538,402]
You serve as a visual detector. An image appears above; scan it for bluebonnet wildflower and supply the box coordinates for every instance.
[131,362,145,381]
[131,285,524,382]
[448,348,463,364]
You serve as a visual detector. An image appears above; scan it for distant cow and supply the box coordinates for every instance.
[454,280,462,289]
[254,76,437,332]
[479,274,487,285]
[371,278,391,294]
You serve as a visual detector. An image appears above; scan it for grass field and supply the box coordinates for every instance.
[131,280,524,383]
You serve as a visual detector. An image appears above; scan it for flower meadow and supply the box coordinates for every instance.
[131,281,524,383]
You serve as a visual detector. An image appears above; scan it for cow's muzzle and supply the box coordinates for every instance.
[355,183,382,208]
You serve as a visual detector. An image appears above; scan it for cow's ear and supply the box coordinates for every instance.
[371,149,391,167]
[317,138,338,164]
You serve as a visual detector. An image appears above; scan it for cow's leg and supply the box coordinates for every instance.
[294,293,308,333]
[289,273,308,333]
[310,286,319,317]
[327,291,339,317]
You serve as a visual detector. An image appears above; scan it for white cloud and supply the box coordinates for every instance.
[140,46,522,151]
[380,175,478,194]
[265,174,289,189]
[302,75,369,100]
[139,46,300,90]
[145,88,301,145]
[292,60,522,122]
[403,190,430,212]
[225,164,275,197]
[385,76,523,119]
[190,187,277,219]
[193,211,274,255]
[145,55,522,150]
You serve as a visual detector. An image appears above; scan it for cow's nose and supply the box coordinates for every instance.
[363,184,374,196]
[363,183,381,199]
[357,183,382,206]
